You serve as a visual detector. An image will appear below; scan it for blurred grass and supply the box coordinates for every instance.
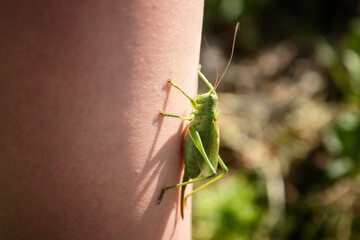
[193,0,360,239]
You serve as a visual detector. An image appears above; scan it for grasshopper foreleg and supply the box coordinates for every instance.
[167,79,197,109]
[197,70,214,90]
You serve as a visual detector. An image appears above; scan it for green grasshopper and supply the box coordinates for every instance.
[157,23,239,219]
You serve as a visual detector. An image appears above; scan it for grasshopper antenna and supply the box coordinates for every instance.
[215,22,240,90]
[203,36,219,89]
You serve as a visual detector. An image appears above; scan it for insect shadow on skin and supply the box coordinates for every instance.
[157,23,240,219]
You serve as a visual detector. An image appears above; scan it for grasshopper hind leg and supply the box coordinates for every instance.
[184,155,228,205]
[157,173,215,205]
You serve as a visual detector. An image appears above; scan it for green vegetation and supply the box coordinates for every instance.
[193,1,360,239]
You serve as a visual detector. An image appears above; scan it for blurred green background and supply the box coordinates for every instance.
[193,0,360,239]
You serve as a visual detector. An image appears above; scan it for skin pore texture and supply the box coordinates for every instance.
[0,1,203,239]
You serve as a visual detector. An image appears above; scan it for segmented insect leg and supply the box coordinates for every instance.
[167,79,197,108]
[197,70,214,90]
[157,173,215,204]
[159,110,193,120]
[184,155,228,205]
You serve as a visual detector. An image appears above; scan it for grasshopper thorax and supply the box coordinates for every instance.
[195,90,217,104]
[195,91,218,118]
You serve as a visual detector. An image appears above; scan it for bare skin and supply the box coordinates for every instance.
[0,0,203,239]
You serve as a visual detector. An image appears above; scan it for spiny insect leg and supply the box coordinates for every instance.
[157,173,215,205]
[159,110,193,120]
[184,155,228,205]
[167,78,197,108]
